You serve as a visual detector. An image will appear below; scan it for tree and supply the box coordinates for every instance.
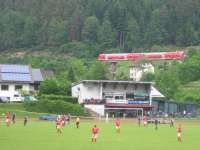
[178,55,200,83]
[85,62,109,80]
[68,58,87,81]
[155,70,180,99]
[115,61,130,80]
[82,16,99,43]
[46,19,67,46]
[109,1,128,49]
[125,18,140,49]
[39,77,71,95]
[97,20,116,50]
[67,66,76,83]
[68,5,85,41]
[39,78,60,95]
[175,22,199,46]
[22,16,39,47]
[144,9,167,46]
[141,72,155,81]
[59,41,92,58]
[0,10,25,50]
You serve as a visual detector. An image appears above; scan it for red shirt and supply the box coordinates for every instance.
[56,119,62,126]
[178,127,182,133]
[115,120,120,126]
[6,113,10,119]
[92,127,99,134]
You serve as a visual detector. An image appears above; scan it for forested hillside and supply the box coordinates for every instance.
[1,0,200,103]
[1,0,200,56]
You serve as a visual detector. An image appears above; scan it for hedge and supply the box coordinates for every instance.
[39,94,78,104]
[24,100,86,116]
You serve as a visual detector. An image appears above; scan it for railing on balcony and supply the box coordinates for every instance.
[83,98,150,105]
[83,99,105,104]
[106,99,127,104]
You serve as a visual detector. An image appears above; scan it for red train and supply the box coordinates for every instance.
[98,51,185,61]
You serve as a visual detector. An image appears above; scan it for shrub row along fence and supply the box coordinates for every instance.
[24,95,87,116]
[39,94,78,104]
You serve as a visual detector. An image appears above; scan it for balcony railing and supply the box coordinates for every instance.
[83,99,105,104]
[83,98,150,105]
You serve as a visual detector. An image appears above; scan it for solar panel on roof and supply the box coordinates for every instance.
[0,65,30,73]
[1,73,31,82]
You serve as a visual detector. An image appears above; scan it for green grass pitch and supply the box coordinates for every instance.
[0,120,199,150]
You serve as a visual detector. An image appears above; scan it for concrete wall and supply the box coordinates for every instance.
[84,104,105,116]
[103,83,148,97]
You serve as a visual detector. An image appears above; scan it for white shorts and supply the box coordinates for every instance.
[144,121,147,125]
[116,126,120,129]
[57,125,61,129]
[92,134,98,139]
[177,133,181,138]
[6,119,10,123]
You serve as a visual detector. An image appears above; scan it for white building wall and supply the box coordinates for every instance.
[103,84,148,95]
[72,83,83,103]
[71,81,153,116]
[0,83,32,101]
[72,83,101,104]
[72,82,150,104]
[22,84,31,91]
[130,63,155,81]
[0,84,15,100]
[84,104,105,116]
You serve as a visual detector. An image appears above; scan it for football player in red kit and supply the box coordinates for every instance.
[92,125,99,143]
[177,124,182,142]
[56,118,62,134]
[143,116,148,127]
[115,118,121,133]
[5,112,11,127]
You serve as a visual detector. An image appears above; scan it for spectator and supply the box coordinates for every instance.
[12,113,16,124]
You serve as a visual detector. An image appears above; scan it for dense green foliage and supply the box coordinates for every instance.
[39,94,78,104]
[24,94,84,115]
[1,48,200,103]
[1,0,200,104]
[1,0,200,55]
[146,49,200,102]
[24,100,85,115]
[39,78,71,95]
[141,72,155,82]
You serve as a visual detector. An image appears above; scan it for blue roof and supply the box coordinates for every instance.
[0,64,44,83]
[0,64,30,73]
[0,73,31,82]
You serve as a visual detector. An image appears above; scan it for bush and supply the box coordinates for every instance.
[39,78,70,95]
[59,42,91,58]
[23,99,85,115]
[39,94,78,104]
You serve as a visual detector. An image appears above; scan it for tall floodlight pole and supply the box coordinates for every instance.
[110,62,117,80]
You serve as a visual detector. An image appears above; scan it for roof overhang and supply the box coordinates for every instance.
[150,86,165,98]
[72,80,154,87]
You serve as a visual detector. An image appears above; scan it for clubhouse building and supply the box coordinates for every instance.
[72,80,198,117]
